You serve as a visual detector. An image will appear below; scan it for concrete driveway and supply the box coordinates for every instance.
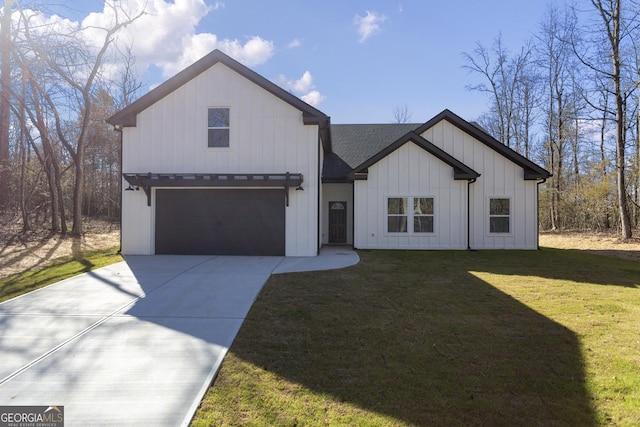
[0,249,358,426]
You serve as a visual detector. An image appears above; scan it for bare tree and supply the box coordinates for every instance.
[392,104,412,123]
[0,0,14,209]
[536,4,578,230]
[463,34,535,150]
[572,0,637,238]
[18,2,144,235]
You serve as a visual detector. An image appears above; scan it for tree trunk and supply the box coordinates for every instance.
[19,68,30,232]
[0,0,13,209]
[71,149,84,236]
[609,0,632,239]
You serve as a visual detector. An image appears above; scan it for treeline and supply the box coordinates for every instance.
[0,1,142,235]
[463,1,639,238]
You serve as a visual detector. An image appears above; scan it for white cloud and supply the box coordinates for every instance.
[277,71,325,107]
[161,33,274,76]
[301,90,326,107]
[78,0,274,78]
[354,10,386,43]
[288,38,302,48]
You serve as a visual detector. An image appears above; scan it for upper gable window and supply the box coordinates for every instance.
[208,107,230,148]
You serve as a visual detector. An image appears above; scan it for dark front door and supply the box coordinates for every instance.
[155,189,285,255]
[328,201,347,244]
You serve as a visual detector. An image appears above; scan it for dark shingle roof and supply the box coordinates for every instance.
[323,109,551,181]
[323,123,420,180]
[331,123,421,168]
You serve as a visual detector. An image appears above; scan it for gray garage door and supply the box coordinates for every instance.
[155,189,285,255]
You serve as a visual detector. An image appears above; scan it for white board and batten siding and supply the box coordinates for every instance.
[421,120,539,249]
[121,62,319,256]
[354,141,468,250]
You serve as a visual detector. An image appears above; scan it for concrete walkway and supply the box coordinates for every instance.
[0,248,358,426]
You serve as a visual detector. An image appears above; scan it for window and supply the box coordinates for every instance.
[388,198,407,233]
[387,197,435,234]
[413,197,434,233]
[208,108,230,148]
[489,198,510,233]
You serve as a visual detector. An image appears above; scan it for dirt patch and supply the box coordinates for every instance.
[1,222,638,280]
[0,219,120,279]
[540,231,640,262]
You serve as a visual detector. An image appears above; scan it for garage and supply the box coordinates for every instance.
[155,188,285,256]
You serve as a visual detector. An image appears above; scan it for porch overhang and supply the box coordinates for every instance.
[123,172,304,207]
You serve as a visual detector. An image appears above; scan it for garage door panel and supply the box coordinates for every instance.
[155,189,285,255]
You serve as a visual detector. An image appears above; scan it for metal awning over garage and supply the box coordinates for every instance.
[123,172,304,206]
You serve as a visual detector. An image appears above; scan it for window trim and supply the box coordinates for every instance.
[488,196,512,235]
[386,196,436,235]
[206,107,230,149]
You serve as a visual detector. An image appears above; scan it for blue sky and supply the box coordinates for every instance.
[36,0,561,124]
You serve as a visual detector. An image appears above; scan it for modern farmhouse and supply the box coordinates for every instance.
[107,49,551,256]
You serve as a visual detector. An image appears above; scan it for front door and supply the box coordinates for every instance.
[328,201,347,244]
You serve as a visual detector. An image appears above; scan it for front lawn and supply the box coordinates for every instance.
[0,247,122,303]
[192,249,640,426]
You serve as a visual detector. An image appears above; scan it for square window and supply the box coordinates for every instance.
[388,216,408,233]
[490,198,510,216]
[388,198,406,215]
[414,198,434,215]
[208,108,229,127]
[490,217,510,233]
[208,129,229,148]
[207,108,229,148]
[414,216,434,233]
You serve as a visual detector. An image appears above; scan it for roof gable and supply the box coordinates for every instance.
[415,109,551,180]
[107,49,331,148]
[329,123,420,170]
[349,131,480,180]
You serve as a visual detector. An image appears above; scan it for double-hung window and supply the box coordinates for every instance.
[207,107,230,148]
[387,198,408,233]
[387,197,434,234]
[413,197,434,233]
[489,198,510,233]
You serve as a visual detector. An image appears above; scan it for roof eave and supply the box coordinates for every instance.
[454,170,481,180]
[349,131,479,180]
[106,49,331,138]
[416,109,551,179]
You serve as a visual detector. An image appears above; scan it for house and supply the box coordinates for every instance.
[107,49,550,256]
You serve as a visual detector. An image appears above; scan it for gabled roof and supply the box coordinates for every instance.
[330,123,421,168]
[323,123,420,181]
[349,131,480,180]
[106,49,331,149]
[414,109,551,180]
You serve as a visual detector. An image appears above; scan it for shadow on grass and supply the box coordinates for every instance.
[478,247,640,288]
[225,250,599,426]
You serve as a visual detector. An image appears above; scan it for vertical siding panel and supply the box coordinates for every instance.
[354,142,466,250]
[122,62,320,255]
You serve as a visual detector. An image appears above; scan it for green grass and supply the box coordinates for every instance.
[192,248,640,427]
[0,247,123,303]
